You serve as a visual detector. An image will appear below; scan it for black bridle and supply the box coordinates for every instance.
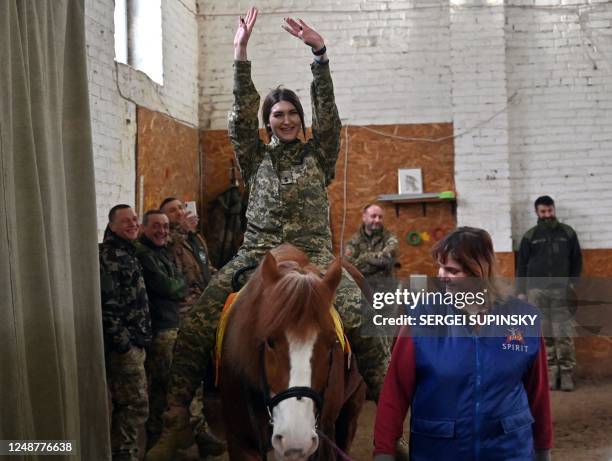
[247,340,337,460]
[261,342,329,425]
[231,265,344,459]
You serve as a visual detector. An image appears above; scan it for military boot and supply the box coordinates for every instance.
[144,406,194,461]
[560,371,574,392]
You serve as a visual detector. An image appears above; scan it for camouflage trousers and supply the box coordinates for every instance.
[167,247,390,407]
[528,288,576,373]
[178,307,209,436]
[106,346,148,461]
[145,329,178,440]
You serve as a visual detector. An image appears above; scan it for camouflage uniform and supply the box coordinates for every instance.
[517,219,582,385]
[166,225,216,317]
[527,288,576,372]
[136,235,187,441]
[206,185,247,268]
[344,225,399,280]
[99,233,151,461]
[166,60,389,410]
[165,225,221,451]
[345,225,399,345]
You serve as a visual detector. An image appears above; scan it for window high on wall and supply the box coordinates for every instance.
[114,0,164,84]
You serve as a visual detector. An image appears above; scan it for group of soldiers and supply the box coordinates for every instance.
[99,199,224,461]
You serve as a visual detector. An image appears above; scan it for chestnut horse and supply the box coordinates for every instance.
[218,244,366,461]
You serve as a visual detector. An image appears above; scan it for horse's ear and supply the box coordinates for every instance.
[322,258,343,294]
[261,251,280,284]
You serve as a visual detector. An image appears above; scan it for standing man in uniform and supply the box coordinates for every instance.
[160,197,216,314]
[344,203,399,282]
[159,197,225,456]
[135,210,188,446]
[100,204,151,461]
[517,195,582,391]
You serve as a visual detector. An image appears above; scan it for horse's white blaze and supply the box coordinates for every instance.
[271,331,319,460]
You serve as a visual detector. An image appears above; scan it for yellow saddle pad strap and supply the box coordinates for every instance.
[215,289,241,386]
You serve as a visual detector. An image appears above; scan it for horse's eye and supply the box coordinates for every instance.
[266,338,275,349]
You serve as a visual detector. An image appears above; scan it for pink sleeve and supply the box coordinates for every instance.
[373,327,416,456]
[523,336,553,450]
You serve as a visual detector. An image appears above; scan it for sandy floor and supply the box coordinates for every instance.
[178,376,612,461]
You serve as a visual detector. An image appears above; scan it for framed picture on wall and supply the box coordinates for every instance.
[398,168,423,194]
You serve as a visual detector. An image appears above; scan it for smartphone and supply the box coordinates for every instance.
[185,200,198,217]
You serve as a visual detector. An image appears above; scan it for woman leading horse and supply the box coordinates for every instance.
[146,7,388,460]
[373,227,552,461]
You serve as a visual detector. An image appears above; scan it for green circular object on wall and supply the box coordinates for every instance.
[407,231,422,246]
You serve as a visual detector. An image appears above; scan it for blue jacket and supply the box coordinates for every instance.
[408,298,543,461]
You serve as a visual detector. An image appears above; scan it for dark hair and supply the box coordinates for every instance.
[534,195,555,209]
[142,209,166,225]
[159,197,178,210]
[262,86,306,140]
[432,226,505,303]
[108,204,131,223]
[103,224,113,241]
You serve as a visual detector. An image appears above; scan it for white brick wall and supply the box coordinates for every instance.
[196,0,453,129]
[506,1,612,249]
[85,0,199,240]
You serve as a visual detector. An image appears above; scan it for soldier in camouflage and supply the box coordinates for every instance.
[135,210,188,447]
[345,204,399,281]
[517,195,582,392]
[160,197,216,314]
[99,204,151,461]
[146,9,389,460]
[160,197,226,457]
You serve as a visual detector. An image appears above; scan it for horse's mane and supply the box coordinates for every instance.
[223,245,338,386]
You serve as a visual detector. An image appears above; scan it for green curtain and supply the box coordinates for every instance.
[0,1,110,459]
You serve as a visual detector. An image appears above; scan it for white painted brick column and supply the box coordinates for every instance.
[85,0,199,240]
[450,1,513,252]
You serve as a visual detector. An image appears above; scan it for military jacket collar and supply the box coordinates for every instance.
[268,136,305,168]
[106,232,137,253]
[168,225,188,245]
[360,224,385,242]
[139,234,164,252]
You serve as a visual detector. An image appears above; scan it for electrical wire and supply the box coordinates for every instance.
[339,124,350,253]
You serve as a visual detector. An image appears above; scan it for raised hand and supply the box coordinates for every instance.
[180,211,198,233]
[234,7,258,59]
[282,18,324,51]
